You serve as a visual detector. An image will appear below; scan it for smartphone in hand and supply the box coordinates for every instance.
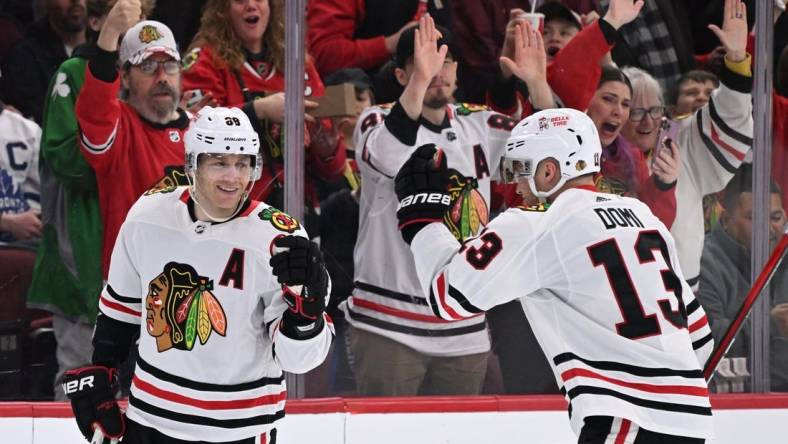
[654,117,675,158]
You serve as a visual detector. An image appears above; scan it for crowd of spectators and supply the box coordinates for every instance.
[0,0,786,401]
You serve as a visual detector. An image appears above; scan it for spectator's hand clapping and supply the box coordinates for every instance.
[499,21,546,85]
[651,140,681,186]
[412,16,449,85]
[708,0,748,63]
[0,210,42,240]
[603,0,645,30]
[98,0,142,52]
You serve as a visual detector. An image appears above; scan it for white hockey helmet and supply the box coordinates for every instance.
[500,108,601,201]
[184,106,262,180]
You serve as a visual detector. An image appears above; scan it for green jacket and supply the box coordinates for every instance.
[28,46,103,323]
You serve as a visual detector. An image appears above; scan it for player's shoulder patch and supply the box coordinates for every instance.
[516,203,551,212]
[182,47,201,71]
[144,165,189,196]
[454,103,489,116]
[257,206,301,233]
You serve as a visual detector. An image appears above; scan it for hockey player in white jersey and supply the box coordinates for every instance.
[62,107,333,444]
[396,108,715,443]
[342,14,548,396]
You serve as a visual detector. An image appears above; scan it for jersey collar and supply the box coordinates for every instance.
[180,188,255,225]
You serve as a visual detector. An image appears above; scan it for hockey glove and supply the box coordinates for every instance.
[62,366,124,444]
[270,235,329,337]
[395,143,451,244]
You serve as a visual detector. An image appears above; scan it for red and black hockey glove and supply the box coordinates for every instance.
[62,366,124,443]
[395,143,451,244]
[270,235,329,337]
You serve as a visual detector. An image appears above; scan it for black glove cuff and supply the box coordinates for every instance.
[280,310,325,339]
[400,221,432,245]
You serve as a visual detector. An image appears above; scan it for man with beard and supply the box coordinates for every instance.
[340,16,545,396]
[76,0,189,280]
[0,0,87,122]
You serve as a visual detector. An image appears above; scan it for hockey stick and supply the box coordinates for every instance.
[703,226,788,381]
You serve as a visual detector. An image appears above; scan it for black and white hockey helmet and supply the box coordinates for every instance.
[185,106,262,180]
[501,108,601,200]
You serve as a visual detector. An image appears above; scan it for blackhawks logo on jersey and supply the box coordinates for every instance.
[444,169,489,241]
[258,207,300,233]
[144,165,188,196]
[517,202,551,212]
[454,103,488,116]
[595,174,628,197]
[146,262,227,353]
[139,25,163,44]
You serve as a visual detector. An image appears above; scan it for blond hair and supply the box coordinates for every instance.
[188,0,285,71]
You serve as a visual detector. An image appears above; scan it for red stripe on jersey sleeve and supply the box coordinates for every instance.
[100,295,141,317]
[133,375,286,410]
[560,368,709,397]
[437,273,465,321]
[689,315,709,333]
[710,123,746,161]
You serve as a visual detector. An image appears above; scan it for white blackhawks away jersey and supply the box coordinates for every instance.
[98,187,333,442]
[344,102,514,356]
[410,187,715,439]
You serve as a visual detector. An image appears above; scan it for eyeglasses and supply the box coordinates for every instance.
[629,106,665,122]
[137,59,181,76]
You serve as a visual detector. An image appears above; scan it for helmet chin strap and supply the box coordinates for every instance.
[186,171,256,223]
[528,176,567,203]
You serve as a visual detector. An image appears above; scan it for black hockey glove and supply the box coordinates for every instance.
[270,235,329,337]
[395,143,451,244]
[62,366,124,443]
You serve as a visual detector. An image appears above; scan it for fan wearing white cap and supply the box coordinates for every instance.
[96,0,181,124]
[500,107,601,204]
[185,106,262,222]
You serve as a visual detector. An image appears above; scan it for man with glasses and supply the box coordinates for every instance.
[76,0,190,280]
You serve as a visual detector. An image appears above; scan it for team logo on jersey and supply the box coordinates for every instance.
[181,48,200,71]
[258,207,300,233]
[144,165,188,195]
[454,103,488,116]
[595,175,627,196]
[146,262,227,353]
[169,131,181,142]
[517,202,551,212]
[444,169,489,241]
[139,25,163,44]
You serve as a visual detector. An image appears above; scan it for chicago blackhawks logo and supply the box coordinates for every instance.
[258,207,300,233]
[144,165,188,195]
[139,25,163,44]
[454,103,488,116]
[595,174,628,197]
[146,262,227,353]
[444,170,489,241]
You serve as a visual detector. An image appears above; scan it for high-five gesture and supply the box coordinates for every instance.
[412,15,449,84]
[602,0,645,30]
[499,21,546,85]
[708,0,748,63]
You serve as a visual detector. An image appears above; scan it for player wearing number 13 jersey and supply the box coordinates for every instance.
[397,109,715,443]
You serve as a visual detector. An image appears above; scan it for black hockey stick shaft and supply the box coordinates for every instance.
[703,229,788,381]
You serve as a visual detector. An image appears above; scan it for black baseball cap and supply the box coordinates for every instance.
[395,25,458,68]
[323,68,373,90]
[537,2,582,30]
